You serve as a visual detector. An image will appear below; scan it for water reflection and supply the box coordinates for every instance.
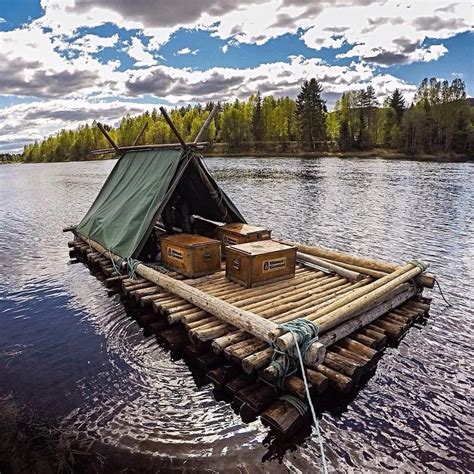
[0,157,473,471]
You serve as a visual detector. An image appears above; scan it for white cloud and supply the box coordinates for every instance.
[175,47,199,55]
[300,1,468,66]
[0,0,469,152]
[127,37,157,67]
[73,34,119,54]
[0,98,156,152]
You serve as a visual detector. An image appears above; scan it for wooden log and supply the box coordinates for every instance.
[261,399,306,436]
[207,365,241,391]
[317,287,415,349]
[242,347,273,374]
[319,352,364,383]
[224,338,266,359]
[235,382,276,420]
[283,376,311,400]
[366,324,386,335]
[356,328,387,349]
[132,122,148,146]
[212,332,251,353]
[159,107,187,148]
[225,374,256,396]
[125,281,155,294]
[192,278,352,341]
[140,292,170,306]
[283,240,400,273]
[90,142,209,155]
[105,275,128,288]
[168,271,323,323]
[405,301,430,312]
[134,286,161,301]
[371,320,405,340]
[194,104,218,144]
[380,315,410,333]
[305,369,329,395]
[386,312,413,324]
[328,346,371,368]
[315,365,353,393]
[352,333,377,348]
[155,327,189,350]
[297,251,363,281]
[97,122,120,152]
[195,352,222,371]
[191,278,346,343]
[335,338,377,359]
[274,265,422,350]
[270,279,368,325]
[283,240,435,288]
[318,257,386,278]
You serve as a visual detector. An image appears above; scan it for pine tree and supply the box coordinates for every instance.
[296,79,327,150]
[252,91,264,146]
[389,89,406,124]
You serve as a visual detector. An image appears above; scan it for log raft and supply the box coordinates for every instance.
[67,236,433,436]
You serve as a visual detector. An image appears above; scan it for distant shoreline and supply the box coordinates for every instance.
[204,148,473,162]
[3,148,472,164]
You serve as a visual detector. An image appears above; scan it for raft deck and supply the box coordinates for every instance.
[68,238,432,436]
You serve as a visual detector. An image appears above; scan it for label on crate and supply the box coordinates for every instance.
[223,235,238,246]
[167,246,184,261]
[262,257,287,272]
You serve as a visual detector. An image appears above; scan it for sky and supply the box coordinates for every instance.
[0,0,472,153]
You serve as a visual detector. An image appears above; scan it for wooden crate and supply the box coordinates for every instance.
[160,234,221,278]
[217,223,271,251]
[225,240,296,288]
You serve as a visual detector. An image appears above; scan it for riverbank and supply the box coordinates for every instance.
[0,395,102,473]
[205,148,473,161]
[4,147,472,164]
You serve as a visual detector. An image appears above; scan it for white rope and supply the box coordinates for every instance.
[289,328,329,474]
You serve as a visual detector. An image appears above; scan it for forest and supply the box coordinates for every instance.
[21,77,473,162]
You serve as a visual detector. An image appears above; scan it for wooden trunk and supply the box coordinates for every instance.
[225,240,296,288]
[217,223,271,252]
[160,233,221,278]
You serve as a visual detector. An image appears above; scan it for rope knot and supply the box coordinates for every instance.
[409,259,428,272]
[270,319,319,387]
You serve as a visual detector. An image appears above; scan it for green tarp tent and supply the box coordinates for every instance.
[75,148,245,258]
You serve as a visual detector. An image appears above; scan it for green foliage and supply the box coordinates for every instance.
[401,77,472,153]
[19,77,473,162]
[296,78,327,149]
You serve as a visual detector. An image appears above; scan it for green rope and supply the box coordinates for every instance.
[125,257,141,281]
[271,319,328,474]
[409,259,428,272]
[270,319,320,387]
[279,394,308,416]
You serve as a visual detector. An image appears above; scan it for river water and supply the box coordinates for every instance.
[0,157,473,472]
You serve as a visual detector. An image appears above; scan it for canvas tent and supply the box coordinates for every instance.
[75,148,245,259]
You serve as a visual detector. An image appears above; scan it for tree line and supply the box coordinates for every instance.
[21,77,473,162]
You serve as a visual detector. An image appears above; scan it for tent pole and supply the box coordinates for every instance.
[97,123,120,153]
[159,107,187,149]
[132,122,148,146]
[193,105,218,144]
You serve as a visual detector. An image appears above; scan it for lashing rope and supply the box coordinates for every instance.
[125,257,141,281]
[270,319,328,474]
[409,259,452,306]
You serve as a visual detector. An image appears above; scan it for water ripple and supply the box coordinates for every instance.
[0,158,473,471]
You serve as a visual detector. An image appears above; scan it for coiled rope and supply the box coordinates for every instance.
[270,319,328,473]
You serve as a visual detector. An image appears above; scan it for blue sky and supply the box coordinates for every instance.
[0,0,472,152]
